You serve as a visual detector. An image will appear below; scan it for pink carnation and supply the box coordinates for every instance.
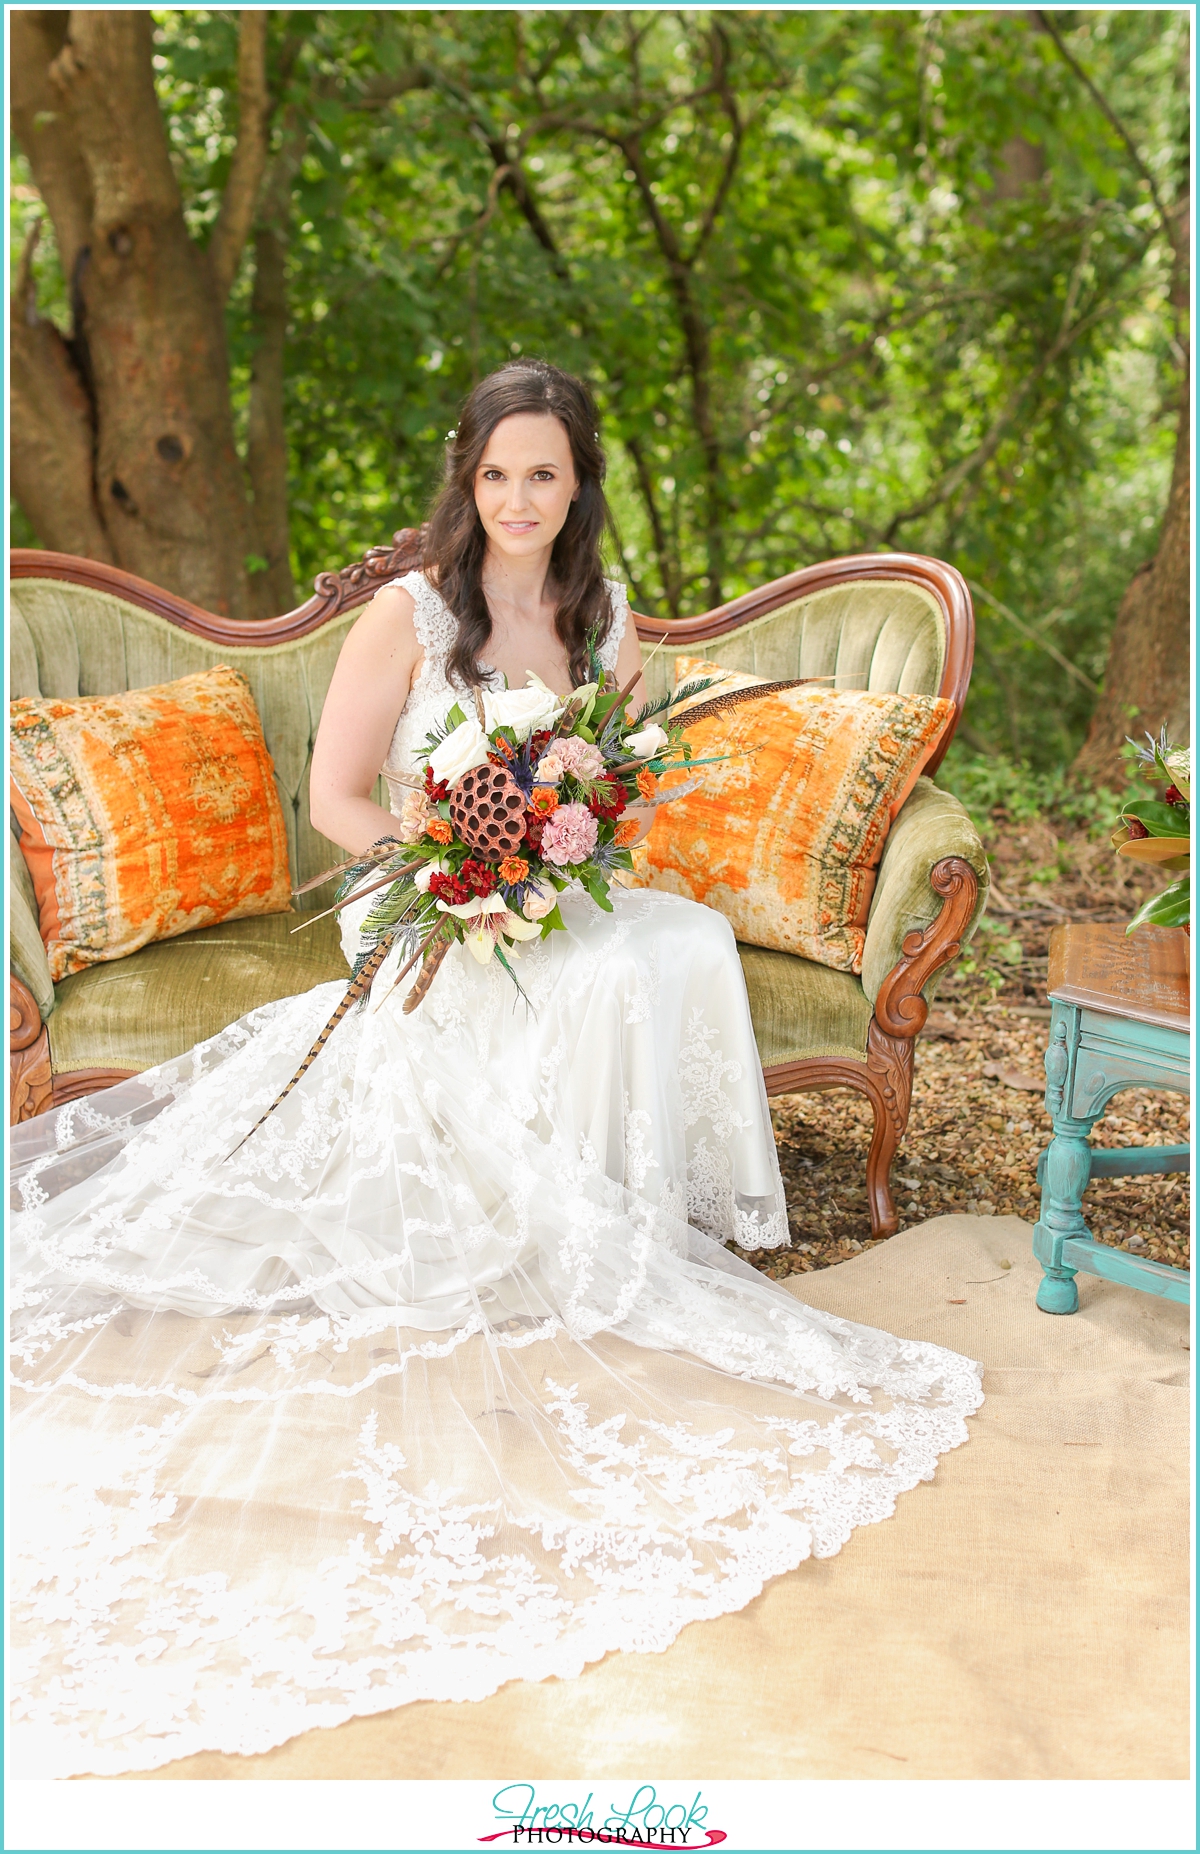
[538,801,599,866]
[541,737,606,783]
[397,786,434,841]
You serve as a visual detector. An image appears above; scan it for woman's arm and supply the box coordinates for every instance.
[612,599,658,847]
[309,585,423,854]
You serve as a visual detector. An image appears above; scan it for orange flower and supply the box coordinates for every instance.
[426,817,453,844]
[614,818,641,847]
[530,786,559,817]
[499,855,529,884]
[636,768,658,802]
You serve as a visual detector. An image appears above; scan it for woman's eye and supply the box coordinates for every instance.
[531,470,555,481]
[482,470,505,481]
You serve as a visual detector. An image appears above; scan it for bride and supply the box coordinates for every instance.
[10,360,982,1779]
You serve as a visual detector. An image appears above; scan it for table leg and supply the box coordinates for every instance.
[1033,1114,1097,1313]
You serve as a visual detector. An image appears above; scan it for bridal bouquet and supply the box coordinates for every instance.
[231,650,804,1153]
[1112,728,1190,934]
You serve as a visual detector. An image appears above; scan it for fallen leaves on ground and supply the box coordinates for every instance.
[743,1006,1189,1283]
[738,810,1190,1284]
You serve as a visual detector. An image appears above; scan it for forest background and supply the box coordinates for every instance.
[10,5,1191,950]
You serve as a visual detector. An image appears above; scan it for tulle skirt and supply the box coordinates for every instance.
[10,887,982,1776]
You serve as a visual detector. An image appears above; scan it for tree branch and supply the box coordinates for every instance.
[1036,12,1180,253]
[11,314,113,560]
[47,12,181,226]
[883,293,1134,543]
[624,434,680,615]
[208,11,273,299]
[11,10,94,280]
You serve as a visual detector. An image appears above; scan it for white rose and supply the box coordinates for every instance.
[483,678,563,741]
[428,717,491,786]
[625,722,669,760]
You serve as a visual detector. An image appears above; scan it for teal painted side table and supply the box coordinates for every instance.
[1033,923,1191,1315]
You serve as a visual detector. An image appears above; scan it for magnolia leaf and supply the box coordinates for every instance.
[1126,873,1190,935]
[1119,799,1189,836]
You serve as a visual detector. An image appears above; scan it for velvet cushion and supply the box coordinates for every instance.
[10,666,292,982]
[47,911,349,1076]
[633,659,954,973]
[44,910,868,1078]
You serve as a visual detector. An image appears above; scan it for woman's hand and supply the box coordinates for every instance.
[309,585,423,853]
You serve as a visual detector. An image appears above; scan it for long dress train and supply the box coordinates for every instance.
[9,573,983,1777]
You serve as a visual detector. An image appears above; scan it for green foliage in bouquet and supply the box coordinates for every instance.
[1112,729,1190,934]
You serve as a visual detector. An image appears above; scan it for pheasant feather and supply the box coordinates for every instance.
[224,935,394,1160]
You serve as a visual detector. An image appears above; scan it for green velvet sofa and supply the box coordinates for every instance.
[9,540,988,1236]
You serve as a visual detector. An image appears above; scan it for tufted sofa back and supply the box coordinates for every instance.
[638,578,948,708]
[10,549,972,904]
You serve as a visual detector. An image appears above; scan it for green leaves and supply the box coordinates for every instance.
[1126,873,1190,934]
[1119,799,1189,838]
[122,6,1185,785]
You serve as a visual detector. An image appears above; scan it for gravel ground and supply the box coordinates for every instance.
[737,810,1191,1282]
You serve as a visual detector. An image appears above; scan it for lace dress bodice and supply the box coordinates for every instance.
[380,570,630,801]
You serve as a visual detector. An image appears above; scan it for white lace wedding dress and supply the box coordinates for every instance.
[9,572,983,1778]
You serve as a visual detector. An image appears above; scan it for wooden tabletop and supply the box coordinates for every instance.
[1047,923,1190,1032]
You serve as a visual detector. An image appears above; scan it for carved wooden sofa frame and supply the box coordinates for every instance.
[10,538,981,1239]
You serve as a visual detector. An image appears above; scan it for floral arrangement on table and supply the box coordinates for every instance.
[1112,728,1190,935]
[230,649,806,1153]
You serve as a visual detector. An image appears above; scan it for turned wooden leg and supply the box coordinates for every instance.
[1032,1007,1093,1315]
[863,1020,914,1238]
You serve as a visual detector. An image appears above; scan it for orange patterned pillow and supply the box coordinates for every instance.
[633,658,954,973]
[10,666,292,982]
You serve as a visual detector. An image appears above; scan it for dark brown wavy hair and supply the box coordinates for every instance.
[423,361,618,690]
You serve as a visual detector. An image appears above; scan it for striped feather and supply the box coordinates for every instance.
[400,928,452,1015]
[224,935,394,1160]
[673,678,814,730]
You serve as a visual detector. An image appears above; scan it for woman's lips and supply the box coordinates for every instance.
[500,520,538,533]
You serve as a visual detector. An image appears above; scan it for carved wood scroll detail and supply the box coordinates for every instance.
[872,856,980,1040]
[10,974,52,1123]
[307,526,426,625]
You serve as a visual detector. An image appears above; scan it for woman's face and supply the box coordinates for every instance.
[473,413,579,562]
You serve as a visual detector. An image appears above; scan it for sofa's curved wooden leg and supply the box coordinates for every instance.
[863,1021,915,1238]
[10,974,52,1123]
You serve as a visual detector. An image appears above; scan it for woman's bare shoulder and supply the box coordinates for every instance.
[336,581,422,677]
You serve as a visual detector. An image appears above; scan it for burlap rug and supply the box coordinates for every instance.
[141,1214,1190,1781]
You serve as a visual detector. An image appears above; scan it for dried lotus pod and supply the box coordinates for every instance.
[448,762,527,861]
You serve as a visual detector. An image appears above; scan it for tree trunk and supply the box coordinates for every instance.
[9,10,273,619]
[247,227,296,613]
[1073,371,1191,783]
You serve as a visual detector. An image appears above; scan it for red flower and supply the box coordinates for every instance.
[1126,818,1150,840]
[460,858,499,898]
[529,729,555,759]
[1165,785,1184,806]
[524,817,546,853]
[424,765,450,803]
[587,779,627,821]
[428,871,470,906]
